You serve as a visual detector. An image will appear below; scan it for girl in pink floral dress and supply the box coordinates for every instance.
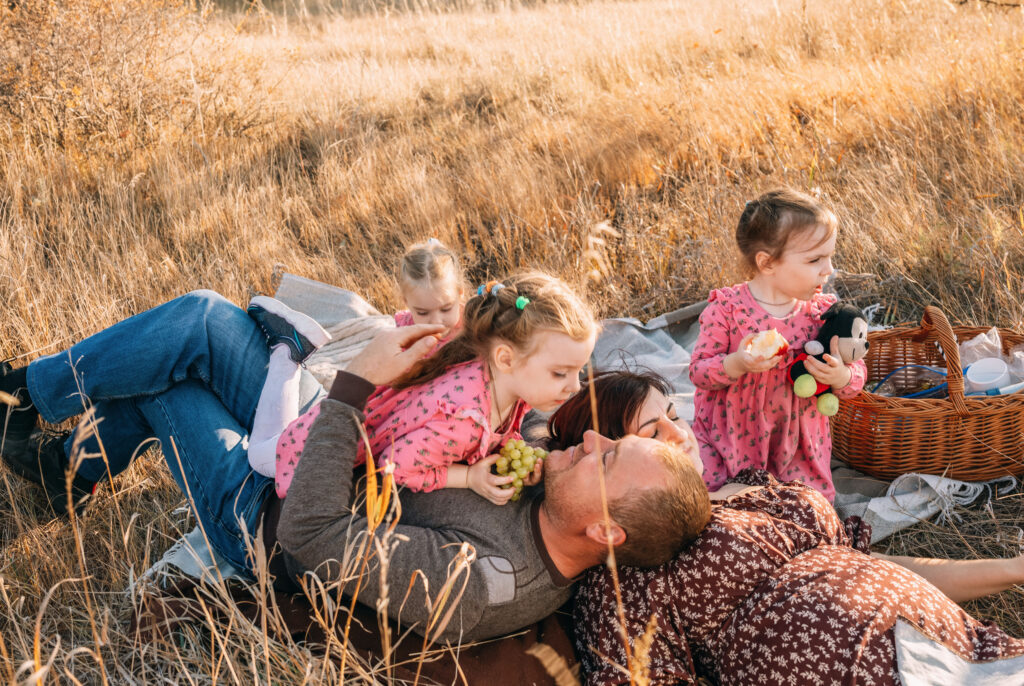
[275,272,597,504]
[689,188,867,500]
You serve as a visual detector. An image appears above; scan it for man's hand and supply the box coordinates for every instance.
[344,324,446,386]
[803,335,853,390]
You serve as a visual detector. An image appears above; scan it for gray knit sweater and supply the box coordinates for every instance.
[276,372,574,643]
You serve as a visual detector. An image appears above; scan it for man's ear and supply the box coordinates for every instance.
[491,340,517,374]
[755,250,774,273]
[585,520,626,548]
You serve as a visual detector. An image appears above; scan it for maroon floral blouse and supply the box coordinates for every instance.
[574,470,1024,685]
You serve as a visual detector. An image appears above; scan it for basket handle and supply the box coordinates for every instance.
[918,306,969,415]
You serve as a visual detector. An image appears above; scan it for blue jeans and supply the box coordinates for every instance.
[26,290,324,573]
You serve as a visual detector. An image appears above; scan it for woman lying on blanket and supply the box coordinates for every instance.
[546,370,1024,685]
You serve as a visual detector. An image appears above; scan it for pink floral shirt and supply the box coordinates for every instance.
[688,283,866,501]
[275,359,528,498]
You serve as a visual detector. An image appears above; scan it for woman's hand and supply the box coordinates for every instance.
[803,336,853,390]
[723,333,785,379]
[466,454,516,505]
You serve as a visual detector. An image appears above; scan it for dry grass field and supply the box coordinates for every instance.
[2,0,1024,682]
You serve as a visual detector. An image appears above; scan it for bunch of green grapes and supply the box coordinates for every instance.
[495,438,548,501]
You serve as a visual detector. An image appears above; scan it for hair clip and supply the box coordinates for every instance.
[515,296,530,311]
[477,280,505,297]
[426,237,442,247]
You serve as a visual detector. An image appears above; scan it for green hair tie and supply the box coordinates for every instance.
[515,295,530,311]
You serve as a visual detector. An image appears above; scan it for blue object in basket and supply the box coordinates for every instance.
[976,379,1024,396]
[868,364,968,399]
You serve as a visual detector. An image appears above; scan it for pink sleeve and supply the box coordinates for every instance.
[836,359,867,399]
[377,414,484,492]
[689,297,739,390]
[393,310,414,327]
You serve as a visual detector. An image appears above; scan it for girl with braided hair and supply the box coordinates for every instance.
[274,272,597,504]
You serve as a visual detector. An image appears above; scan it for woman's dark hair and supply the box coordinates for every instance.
[547,369,672,450]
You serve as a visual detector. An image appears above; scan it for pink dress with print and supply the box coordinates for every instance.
[688,283,866,501]
[274,359,528,498]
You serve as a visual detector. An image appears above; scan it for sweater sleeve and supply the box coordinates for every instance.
[689,296,740,390]
[276,397,487,640]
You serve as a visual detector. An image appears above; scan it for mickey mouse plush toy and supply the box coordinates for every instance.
[789,302,870,416]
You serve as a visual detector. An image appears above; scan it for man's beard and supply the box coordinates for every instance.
[539,457,580,530]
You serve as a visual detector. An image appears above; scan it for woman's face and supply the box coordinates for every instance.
[627,389,703,475]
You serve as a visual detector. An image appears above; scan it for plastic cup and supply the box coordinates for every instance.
[965,357,1010,393]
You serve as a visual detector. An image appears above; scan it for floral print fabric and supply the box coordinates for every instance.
[275,358,527,497]
[574,470,1024,685]
[688,283,867,500]
[393,310,415,327]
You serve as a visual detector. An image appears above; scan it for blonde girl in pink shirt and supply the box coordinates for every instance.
[391,238,466,342]
[245,238,467,478]
[275,271,597,504]
[689,188,867,500]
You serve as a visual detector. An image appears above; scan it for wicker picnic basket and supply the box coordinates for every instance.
[831,306,1024,481]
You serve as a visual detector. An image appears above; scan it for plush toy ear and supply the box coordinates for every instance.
[821,302,841,320]
[805,340,825,356]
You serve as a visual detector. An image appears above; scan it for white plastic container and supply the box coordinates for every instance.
[965,357,1011,393]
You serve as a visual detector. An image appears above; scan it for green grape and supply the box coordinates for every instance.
[498,438,549,502]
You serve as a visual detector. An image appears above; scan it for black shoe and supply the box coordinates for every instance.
[1,361,39,461]
[247,296,330,364]
[1,430,96,517]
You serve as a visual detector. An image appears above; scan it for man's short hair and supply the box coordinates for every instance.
[608,443,711,567]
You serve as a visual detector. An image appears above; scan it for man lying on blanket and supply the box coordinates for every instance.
[272,330,708,642]
[0,290,707,644]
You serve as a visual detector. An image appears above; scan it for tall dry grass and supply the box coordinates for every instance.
[2,0,1024,681]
